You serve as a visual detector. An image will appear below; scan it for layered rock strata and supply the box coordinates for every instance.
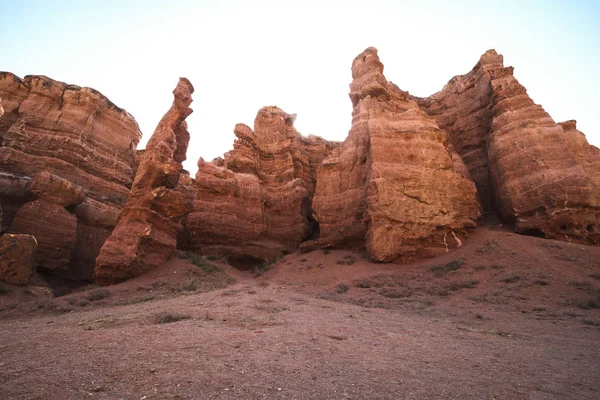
[417,51,600,244]
[0,73,142,278]
[312,48,481,262]
[94,79,194,285]
[188,107,339,263]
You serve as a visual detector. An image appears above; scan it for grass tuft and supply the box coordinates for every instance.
[336,283,349,293]
[155,312,191,324]
[85,289,110,302]
[430,260,463,276]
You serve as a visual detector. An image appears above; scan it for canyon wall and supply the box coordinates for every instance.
[0,73,141,280]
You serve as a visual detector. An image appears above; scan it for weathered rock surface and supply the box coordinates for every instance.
[417,50,600,244]
[188,107,339,262]
[8,200,77,272]
[27,171,85,207]
[313,48,481,262]
[94,78,195,285]
[0,72,142,278]
[0,233,37,285]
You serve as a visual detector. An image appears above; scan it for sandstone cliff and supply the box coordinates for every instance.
[416,50,600,244]
[94,78,194,285]
[187,107,339,264]
[312,48,481,262]
[0,73,141,279]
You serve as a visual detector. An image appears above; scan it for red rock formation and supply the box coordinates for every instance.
[27,171,85,207]
[0,233,37,285]
[188,107,339,263]
[313,48,481,262]
[8,200,77,272]
[0,72,142,278]
[94,78,195,285]
[417,51,600,244]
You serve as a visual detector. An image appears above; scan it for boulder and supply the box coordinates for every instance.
[0,233,37,285]
[312,47,481,262]
[8,200,77,272]
[94,78,195,285]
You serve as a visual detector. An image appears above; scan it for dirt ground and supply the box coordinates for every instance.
[1,224,600,399]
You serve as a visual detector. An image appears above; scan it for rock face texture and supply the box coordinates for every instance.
[94,79,195,285]
[9,200,77,272]
[0,72,141,278]
[313,48,481,262]
[0,233,37,285]
[417,50,600,244]
[188,107,339,263]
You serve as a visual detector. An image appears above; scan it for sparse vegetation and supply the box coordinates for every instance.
[185,251,222,274]
[533,279,549,286]
[426,280,478,296]
[181,274,234,293]
[336,283,349,293]
[118,296,157,306]
[581,319,600,326]
[155,312,191,324]
[502,274,521,284]
[568,281,593,289]
[254,304,289,313]
[253,259,277,277]
[353,279,372,288]
[300,258,307,262]
[323,248,330,255]
[336,255,357,266]
[85,289,110,302]
[570,296,600,310]
[380,288,412,298]
[476,240,499,254]
[430,260,463,276]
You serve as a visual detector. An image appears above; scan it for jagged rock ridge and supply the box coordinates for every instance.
[187,106,339,264]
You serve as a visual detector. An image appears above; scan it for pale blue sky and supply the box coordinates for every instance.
[1,0,599,172]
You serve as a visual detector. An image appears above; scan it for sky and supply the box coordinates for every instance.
[1,0,599,173]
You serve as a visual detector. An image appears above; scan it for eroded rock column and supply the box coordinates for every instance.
[94,78,194,285]
[313,48,481,262]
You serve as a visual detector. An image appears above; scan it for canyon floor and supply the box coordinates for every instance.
[1,222,600,400]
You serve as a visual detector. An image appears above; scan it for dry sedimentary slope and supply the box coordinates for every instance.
[94,78,194,285]
[0,73,141,280]
[188,107,339,263]
[312,47,481,262]
[417,50,600,244]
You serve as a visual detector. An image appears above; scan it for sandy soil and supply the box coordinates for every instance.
[1,224,599,399]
